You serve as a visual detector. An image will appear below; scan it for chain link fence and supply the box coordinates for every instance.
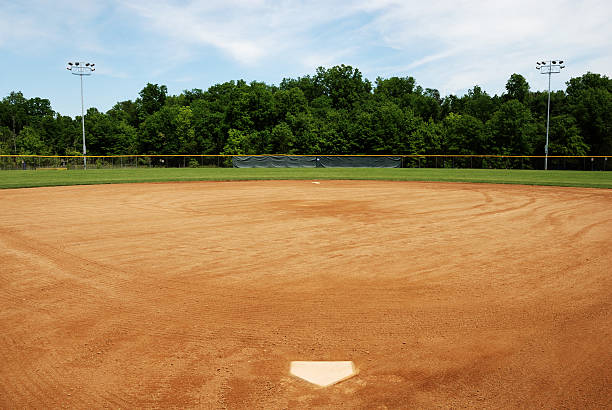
[0,155,609,171]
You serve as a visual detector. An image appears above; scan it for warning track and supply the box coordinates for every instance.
[1,180,611,408]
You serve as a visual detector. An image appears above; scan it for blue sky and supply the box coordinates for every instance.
[1,0,610,118]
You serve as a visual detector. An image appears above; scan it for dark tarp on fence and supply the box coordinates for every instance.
[232,155,401,168]
[232,156,317,168]
[316,156,401,168]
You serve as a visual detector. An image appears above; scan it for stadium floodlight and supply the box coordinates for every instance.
[66,61,95,170]
[536,59,566,170]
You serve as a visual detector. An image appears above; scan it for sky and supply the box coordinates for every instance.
[1,0,611,118]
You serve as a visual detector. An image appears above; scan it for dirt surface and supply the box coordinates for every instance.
[1,180,611,408]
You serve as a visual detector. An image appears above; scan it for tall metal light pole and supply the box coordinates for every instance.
[67,61,95,169]
[536,59,565,170]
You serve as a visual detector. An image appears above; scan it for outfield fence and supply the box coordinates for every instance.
[0,154,609,171]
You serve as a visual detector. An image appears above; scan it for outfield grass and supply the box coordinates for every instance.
[0,167,611,189]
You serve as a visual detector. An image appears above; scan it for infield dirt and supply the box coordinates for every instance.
[1,180,611,408]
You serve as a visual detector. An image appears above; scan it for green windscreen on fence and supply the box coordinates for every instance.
[317,156,401,168]
[232,156,317,168]
[232,156,401,168]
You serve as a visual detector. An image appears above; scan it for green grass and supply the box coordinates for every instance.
[0,167,611,189]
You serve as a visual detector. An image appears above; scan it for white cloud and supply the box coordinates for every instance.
[0,3,48,48]
[0,0,109,52]
[120,0,377,66]
[1,0,610,99]
[115,0,611,91]
[355,0,611,92]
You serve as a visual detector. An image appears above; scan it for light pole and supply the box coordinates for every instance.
[536,59,565,170]
[67,61,95,169]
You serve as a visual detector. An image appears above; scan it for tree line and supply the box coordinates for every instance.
[1,65,610,158]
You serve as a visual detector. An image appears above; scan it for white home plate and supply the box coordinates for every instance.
[290,361,357,387]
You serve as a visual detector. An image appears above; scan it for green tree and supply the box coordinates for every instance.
[547,114,589,156]
[395,109,432,155]
[279,75,325,102]
[317,109,351,154]
[0,126,13,154]
[314,65,372,110]
[138,105,193,154]
[1,92,29,152]
[462,86,498,123]
[286,111,320,154]
[176,106,196,153]
[108,100,139,128]
[505,74,530,103]
[221,129,256,155]
[442,113,488,155]
[178,88,205,106]
[410,90,442,121]
[2,66,611,160]
[269,122,295,154]
[53,115,80,154]
[238,82,276,131]
[487,100,537,154]
[374,76,416,100]
[16,126,49,155]
[352,100,407,153]
[440,94,462,118]
[566,73,612,154]
[190,99,223,154]
[85,108,137,154]
[274,87,308,119]
[137,83,168,121]
[528,90,567,122]
[26,97,54,119]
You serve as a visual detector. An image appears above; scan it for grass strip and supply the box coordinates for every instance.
[0,167,611,189]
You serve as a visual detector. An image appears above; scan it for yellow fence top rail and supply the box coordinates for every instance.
[1,154,610,158]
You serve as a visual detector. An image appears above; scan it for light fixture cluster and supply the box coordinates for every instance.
[66,61,96,73]
[536,60,565,70]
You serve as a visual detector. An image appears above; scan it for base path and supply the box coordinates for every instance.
[1,180,611,408]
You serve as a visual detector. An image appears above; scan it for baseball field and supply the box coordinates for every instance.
[1,172,611,407]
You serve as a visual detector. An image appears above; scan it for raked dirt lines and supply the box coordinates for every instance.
[1,180,611,408]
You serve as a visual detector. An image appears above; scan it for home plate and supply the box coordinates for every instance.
[290,361,357,387]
